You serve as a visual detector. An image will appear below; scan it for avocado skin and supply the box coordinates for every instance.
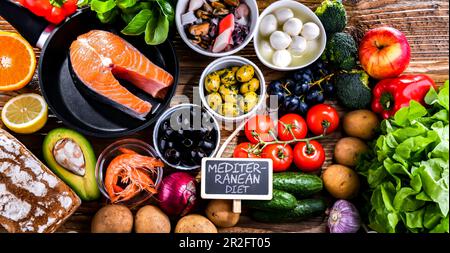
[43,128,100,201]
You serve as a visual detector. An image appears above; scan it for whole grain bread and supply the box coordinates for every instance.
[0,129,81,233]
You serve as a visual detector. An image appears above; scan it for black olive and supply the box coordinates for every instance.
[160,137,175,151]
[181,151,196,167]
[199,139,215,151]
[164,148,181,165]
[191,148,207,164]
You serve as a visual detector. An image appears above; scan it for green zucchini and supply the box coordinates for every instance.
[273,172,323,197]
[244,189,297,211]
[251,199,327,223]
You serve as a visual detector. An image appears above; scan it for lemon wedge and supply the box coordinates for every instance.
[1,93,48,134]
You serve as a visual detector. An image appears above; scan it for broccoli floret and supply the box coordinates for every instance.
[323,32,357,70]
[335,70,372,110]
[315,0,347,35]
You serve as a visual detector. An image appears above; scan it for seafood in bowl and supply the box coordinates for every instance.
[177,0,259,57]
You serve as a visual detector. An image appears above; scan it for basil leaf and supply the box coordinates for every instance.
[91,0,117,14]
[156,0,175,23]
[122,9,153,35]
[97,8,119,23]
[77,0,92,7]
[145,12,169,45]
[117,0,137,9]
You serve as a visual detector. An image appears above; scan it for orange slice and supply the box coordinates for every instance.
[0,31,36,91]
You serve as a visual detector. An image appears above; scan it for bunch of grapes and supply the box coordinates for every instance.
[267,60,335,115]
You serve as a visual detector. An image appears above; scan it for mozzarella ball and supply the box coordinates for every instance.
[289,36,307,56]
[260,40,275,59]
[272,50,292,68]
[274,8,294,24]
[301,22,320,40]
[259,14,278,37]
[283,18,303,36]
[270,31,292,50]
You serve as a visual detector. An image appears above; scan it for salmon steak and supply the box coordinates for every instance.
[69,30,174,120]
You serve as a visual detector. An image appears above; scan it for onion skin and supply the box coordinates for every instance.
[157,172,198,217]
[328,200,361,233]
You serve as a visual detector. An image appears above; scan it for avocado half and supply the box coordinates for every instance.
[43,128,100,201]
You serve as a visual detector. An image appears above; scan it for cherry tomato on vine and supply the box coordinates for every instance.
[306,104,340,136]
[261,144,293,172]
[277,113,308,141]
[293,140,325,172]
[245,114,276,144]
[233,142,260,158]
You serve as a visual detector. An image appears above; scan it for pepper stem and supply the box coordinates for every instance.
[380,92,394,111]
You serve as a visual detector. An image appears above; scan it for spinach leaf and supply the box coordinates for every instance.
[122,9,153,35]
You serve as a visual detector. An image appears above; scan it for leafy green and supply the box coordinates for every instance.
[80,0,174,45]
[357,82,450,233]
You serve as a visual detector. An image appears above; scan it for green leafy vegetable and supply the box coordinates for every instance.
[79,0,174,45]
[357,81,449,233]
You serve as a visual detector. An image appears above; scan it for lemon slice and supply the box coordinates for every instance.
[1,93,48,134]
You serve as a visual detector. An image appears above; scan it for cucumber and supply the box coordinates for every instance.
[244,189,297,211]
[251,199,327,223]
[273,172,323,197]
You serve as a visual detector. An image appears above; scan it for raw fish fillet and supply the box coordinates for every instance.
[69,30,174,120]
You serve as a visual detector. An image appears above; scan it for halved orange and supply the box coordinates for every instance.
[0,31,36,91]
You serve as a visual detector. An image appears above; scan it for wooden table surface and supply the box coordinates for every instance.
[1,0,449,233]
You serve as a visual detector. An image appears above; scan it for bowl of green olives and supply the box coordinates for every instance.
[199,56,266,122]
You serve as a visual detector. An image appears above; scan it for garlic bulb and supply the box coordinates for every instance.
[272,50,292,67]
[260,40,274,59]
[259,14,278,37]
[289,36,307,56]
[301,22,320,41]
[188,0,204,11]
[283,18,303,36]
[274,8,294,24]
[270,31,292,50]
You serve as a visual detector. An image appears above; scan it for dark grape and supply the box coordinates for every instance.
[306,89,322,105]
[311,60,331,79]
[292,81,310,96]
[268,80,284,94]
[316,91,325,104]
[298,99,309,115]
[321,81,335,98]
[282,95,301,113]
[292,68,314,83]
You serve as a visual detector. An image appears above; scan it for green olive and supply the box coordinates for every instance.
[219,85,238,101]
[240,78,260,94]
[239,91,259,113]
[204,72,221,93]
[236,65,255,83]
[215,68,228,76]
[206,92,222,111]
[221,103,240,117]
[220,68,237,86]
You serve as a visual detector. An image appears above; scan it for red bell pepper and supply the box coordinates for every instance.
[16,0,78,25]
[371,74,437,119]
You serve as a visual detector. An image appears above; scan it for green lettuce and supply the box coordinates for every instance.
[357,81,449,233]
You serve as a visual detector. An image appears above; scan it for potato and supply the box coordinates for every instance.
[135,205,171,233]
[205,200,240,228]
[91,205,133,233]
[175,214,218,233]
[334,137,369,167]
[343,110,379,140]
[323,164,360,199]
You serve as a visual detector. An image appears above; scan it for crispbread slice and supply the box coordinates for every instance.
[0,129,81,233]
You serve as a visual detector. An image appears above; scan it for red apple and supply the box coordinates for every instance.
[359,27,411,80]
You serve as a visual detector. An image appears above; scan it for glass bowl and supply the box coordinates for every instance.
[95,139,163,207]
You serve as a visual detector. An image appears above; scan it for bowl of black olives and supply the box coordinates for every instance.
[199,56,266,122]
[153,104,221,170]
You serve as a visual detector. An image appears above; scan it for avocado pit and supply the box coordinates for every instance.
[53,138,86,177]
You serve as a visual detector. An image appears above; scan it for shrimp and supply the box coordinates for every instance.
[104,148,164,203]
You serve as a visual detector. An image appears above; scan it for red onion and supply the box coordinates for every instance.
[328,200,361,233]
[157,172,198,217]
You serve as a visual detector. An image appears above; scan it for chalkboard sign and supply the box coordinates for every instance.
[201,158,273,200]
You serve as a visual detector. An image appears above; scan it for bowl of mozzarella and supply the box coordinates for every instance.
[254,0,327,71]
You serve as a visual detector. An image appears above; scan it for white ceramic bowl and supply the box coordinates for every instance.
[175,0,259,57]
[254,0,327,71]
[199,56,266,122]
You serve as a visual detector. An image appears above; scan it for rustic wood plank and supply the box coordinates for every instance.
[0,0,448,233]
